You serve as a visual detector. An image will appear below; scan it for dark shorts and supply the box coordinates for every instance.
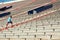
[8,21,13,24]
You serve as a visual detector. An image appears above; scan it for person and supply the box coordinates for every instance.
[6,16,13,27]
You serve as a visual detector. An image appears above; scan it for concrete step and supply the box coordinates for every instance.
[36,35,50,39]
[28,32,44,36]
[19,35,35,38]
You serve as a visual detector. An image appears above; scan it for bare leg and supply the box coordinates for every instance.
[6,23,9,27]
[10,22,13,28]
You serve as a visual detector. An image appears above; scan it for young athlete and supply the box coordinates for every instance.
[6,16,13,27]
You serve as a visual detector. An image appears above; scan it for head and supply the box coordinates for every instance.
[10,16,12,18]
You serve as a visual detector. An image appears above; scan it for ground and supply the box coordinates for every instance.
[0,0,60,40]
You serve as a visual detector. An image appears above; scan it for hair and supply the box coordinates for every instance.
[10,16,12,18]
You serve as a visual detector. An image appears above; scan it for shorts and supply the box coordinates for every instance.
[8,21,13,24]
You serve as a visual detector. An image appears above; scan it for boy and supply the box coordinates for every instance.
[6,16,13,27]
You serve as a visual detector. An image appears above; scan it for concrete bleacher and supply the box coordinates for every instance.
[0,0,51,20]
[0,0,59,21]
[0,9,60,40]
[0,9,60,39]
[0,1,60,27]
[0,0,60,40]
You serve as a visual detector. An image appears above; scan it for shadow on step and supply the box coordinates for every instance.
[0,12,11,18]
[28,4,53,15]
[0,6,12,11]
